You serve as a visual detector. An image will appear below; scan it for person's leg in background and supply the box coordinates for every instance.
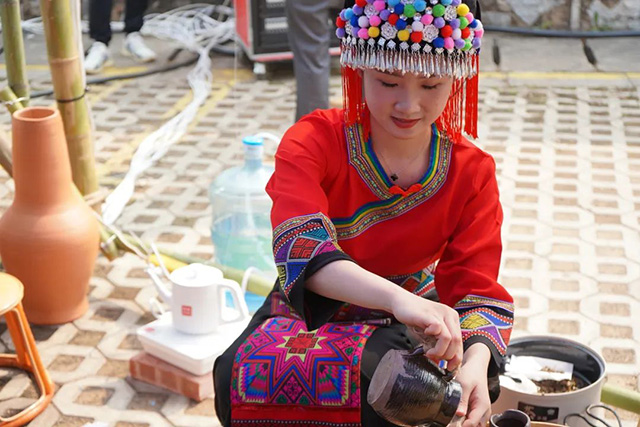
[86,0,114,74]
[122,0,157,62]
[286,0,338,122]
[89,0,113,45]
[124,0,147,35]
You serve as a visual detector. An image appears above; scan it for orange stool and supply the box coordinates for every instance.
[0,273,54,426]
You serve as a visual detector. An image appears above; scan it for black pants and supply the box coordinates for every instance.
[89,0,148,46]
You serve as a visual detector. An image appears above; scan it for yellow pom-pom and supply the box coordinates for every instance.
[398,29,410,41]
[457,4,470,16]
[368,26,381,38]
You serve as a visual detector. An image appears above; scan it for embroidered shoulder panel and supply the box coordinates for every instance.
[454,295,514,357]
[273,213,342,298]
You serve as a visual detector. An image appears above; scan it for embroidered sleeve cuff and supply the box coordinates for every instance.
[455,295,514,376]
[273,213,350,330]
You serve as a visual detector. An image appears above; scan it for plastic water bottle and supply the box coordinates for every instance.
[209,136,276,313]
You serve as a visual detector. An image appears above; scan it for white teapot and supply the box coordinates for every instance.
[147,263,249,335]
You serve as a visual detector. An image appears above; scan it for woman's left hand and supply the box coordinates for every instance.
[454,343,493,427]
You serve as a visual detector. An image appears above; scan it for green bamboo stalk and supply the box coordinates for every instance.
[0,86,22,178]
[159,249,274,297]
[0,0,29,107]
[107,232,274,296]
[601,383,640,414]
[98,225,119,261]
[0,128,12,177]
[39,0,98,196]
[0,86,24,114]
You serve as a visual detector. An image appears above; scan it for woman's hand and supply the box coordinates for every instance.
[390,290,463,369]
[455,343,492,427]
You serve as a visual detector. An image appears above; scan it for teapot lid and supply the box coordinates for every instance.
[169,263,223,287]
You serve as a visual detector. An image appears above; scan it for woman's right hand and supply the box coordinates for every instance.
[390,289,463,369]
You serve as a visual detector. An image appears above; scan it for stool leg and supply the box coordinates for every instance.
[15,303,54,396]
[4,308,29,369]
[0,304,54,426]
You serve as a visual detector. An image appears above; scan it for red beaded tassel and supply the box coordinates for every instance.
[342,65,370,137]
[464,55,480,139]
[436,56,480,143]
[436,77,465,144]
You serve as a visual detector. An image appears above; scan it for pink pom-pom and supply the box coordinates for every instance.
[465,13,474,23]
[443,37,454,50]
[358,28,370,39]
[421,14,434,25]
[374,0,386,11]
[475,28,484,38]
[369,15,382,26]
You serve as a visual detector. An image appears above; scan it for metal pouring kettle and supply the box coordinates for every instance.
[368,345,463,427]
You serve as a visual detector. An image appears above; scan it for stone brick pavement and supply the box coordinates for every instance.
[0,33,639,426]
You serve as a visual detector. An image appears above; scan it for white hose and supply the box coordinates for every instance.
[101,5,235,225]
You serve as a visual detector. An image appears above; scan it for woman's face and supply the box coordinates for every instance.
[362,69,453,142]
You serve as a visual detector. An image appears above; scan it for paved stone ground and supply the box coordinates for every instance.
[0,30,638,426]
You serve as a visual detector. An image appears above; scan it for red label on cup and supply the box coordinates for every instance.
[182,305,192,316]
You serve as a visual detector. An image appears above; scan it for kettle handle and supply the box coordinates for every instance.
[218,279,250,323]
[146,266,173,305]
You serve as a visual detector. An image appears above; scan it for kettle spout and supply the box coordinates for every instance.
[146,266,172,304]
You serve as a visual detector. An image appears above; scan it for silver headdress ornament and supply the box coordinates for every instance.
[336,0,484,78]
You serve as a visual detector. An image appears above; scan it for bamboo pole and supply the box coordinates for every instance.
[0,0,29,107]
[155,250,274,297]
[39,0,98,196]
[601,383,640,414]
[0,86,24,113]
[0,128,12,177]
[105,231,274,296]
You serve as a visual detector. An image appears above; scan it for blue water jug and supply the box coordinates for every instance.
[209,136,276,313]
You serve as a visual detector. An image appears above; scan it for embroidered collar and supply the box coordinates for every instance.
[335,123,453,239]
[345,122,450,200]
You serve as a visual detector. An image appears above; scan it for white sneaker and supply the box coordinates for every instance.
[122,32,157,63]
[84,42,111,74]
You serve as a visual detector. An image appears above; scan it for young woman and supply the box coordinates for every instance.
[214,1,514,426]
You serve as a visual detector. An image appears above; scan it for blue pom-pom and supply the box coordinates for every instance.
[395,19,407,30]
[469,19,479,28]
[433,37,445,48]
[388,0,401,6]
[413,0,427,12]
[441,0,453,5]
[350,15,360,26]
[394,3,404,14]
[345,8,354,19]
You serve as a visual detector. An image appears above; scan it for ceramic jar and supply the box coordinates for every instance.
[0,107,99,324]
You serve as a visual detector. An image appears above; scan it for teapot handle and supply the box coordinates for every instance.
[218,278,250,323]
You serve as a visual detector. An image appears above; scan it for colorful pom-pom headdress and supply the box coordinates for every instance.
[336,0,483,142]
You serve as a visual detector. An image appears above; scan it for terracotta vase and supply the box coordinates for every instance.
[0,107,99,324]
